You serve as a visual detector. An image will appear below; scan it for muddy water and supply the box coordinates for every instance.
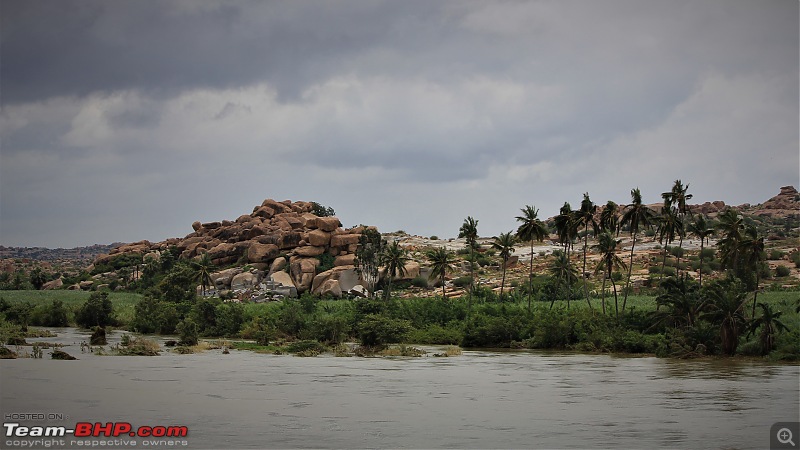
[1,328,798,449]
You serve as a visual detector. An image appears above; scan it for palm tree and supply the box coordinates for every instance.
[548,251,579,309]
[516,205,548,312]
[554,202,576,256]
[748,302,790,355]
[740,225,765,317]
[656,206,681,281]
[191,252,215,296]
[662,180,691,267]
[600,201,619,235]
[381,241,410,300]
[686,214,714,287]
[577,193,598,309]
[716,208,744,273]
[492,231,517,301]
[619,188,657,313]
[652,276,704,329]
[426,247,456,299]
[458,216,479,309]
[702,279,749,356]
[592,231,627,316]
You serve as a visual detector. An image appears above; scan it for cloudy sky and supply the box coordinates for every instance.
[1,0,797,248]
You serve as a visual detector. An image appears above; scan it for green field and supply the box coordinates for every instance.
[0,290,142,324]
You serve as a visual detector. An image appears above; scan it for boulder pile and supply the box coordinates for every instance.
[92,199,372,297]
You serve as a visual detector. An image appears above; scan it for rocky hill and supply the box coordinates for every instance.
[0,244,120,262]
[92,199,373,297]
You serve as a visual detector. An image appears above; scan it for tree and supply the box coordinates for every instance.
[191,252,215,296]
[592,231,627,316]
[75,292,115,328]
[516,205,548,312]
[662,180,693,256]
[554,202,576,256]
[29,267,48,290]
[619,188,657,313]
[656,206,682,281]
[458,217,479,307]
[653,276,704,329]
[426,247,456,300]
[739,225,765,317]
[716,208,745,274]
[599,201,619,235]
[548,251,578,309]
[381,240,410,300]
[748,302,790,355]
[576,193,598,309]
[355,228,384,297]
[687,214,714,287]
[311,202,335,217]
[491,232,517,301]
[702,279,749,356]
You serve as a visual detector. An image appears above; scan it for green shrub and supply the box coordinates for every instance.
[285,340,328,354]
[411,276,429,288]
[75,292,115,328]
[768,249,786,260]
[357,314,411,346]
[453,276,473,288]
[407,324,462,345]
[177,318,199,346]
[669,246,685,258]
[776,266,791,277]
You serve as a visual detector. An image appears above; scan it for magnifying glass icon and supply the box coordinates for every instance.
[778,428,796,446]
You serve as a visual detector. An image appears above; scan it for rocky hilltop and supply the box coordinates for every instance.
[93,199,376,297]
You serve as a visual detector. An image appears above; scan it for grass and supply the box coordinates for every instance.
[0,290,142,325]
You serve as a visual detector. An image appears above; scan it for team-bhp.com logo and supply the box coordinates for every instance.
[5,421,188,438]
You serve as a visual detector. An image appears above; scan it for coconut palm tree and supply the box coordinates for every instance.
[740,225,765,317]
[426,247,456,300]
[656,206,681,281]
[662,180,692,266]
[548,251,579,309]
[458,216,479,308]
[191,252,215,296]
[716,208,745,274]
[600,201,619,235]
[748,302,790,355]
[702,279,749,356]
[554,202,576,256]
[577,193,599,309]
[686,214,714,287]
[381,241,410,300]
[492,231,517,301]
[619,188,657,313]
[516,205,548,312]
[592,231,627,316]
[652,276,704,329]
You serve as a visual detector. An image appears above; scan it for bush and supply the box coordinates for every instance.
[453,276,473,288]
[669,246,685,258]
[790,252,800,268]
[411,276,429,288]
[776,266,791,277]
[700,248,716,260]
[357,314,411,346]
[177,318,199,346]
[75,292,115,328]
[240,316,274,346]
[768,249,786,260]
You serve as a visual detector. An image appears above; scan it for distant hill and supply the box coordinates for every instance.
[0,243,122,262]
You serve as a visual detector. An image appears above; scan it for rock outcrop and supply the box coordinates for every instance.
[92,199,368,295]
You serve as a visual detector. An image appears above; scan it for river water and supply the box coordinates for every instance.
[1,328,798,449]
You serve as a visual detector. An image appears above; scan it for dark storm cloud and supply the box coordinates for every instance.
[1,0,797,247]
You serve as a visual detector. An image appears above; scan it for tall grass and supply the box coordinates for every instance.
[0,290,142,325]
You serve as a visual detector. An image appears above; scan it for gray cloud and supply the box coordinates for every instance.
[1,0,797,247]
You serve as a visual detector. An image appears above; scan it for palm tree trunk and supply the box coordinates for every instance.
[582,228,593,311]
[441,275,446,299]
[611,274,619,318]
[601,268,608,315]
[752,268,760,318]
[500,265,506,301]
[698,239,704,288]
[676,235,684,276]
[528,242,534,313]
[622,231,637,313]
[660,247,668,282]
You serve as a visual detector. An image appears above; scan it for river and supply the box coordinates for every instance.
[1,328,798,449]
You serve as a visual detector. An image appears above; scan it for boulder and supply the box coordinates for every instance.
[294,245,325,257]
[301,213,319,228]
[210,268,243,290]
[399,261,420,280]
[67,284,81,291]
[269,257,288,275]
[42,278,63,290]
[79,280,94,290]
[316,216,342,232]
[192,221,202,231]
[270,271,296,289]
[290,257,318,293]
[334,254,356,266]
[307,229,331,247]
[331,233,361,247]
[231,272,258,291]
[247,243,279,263]
[318,279,342,298]
[252,206,275,220]
[348,284,368,298]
